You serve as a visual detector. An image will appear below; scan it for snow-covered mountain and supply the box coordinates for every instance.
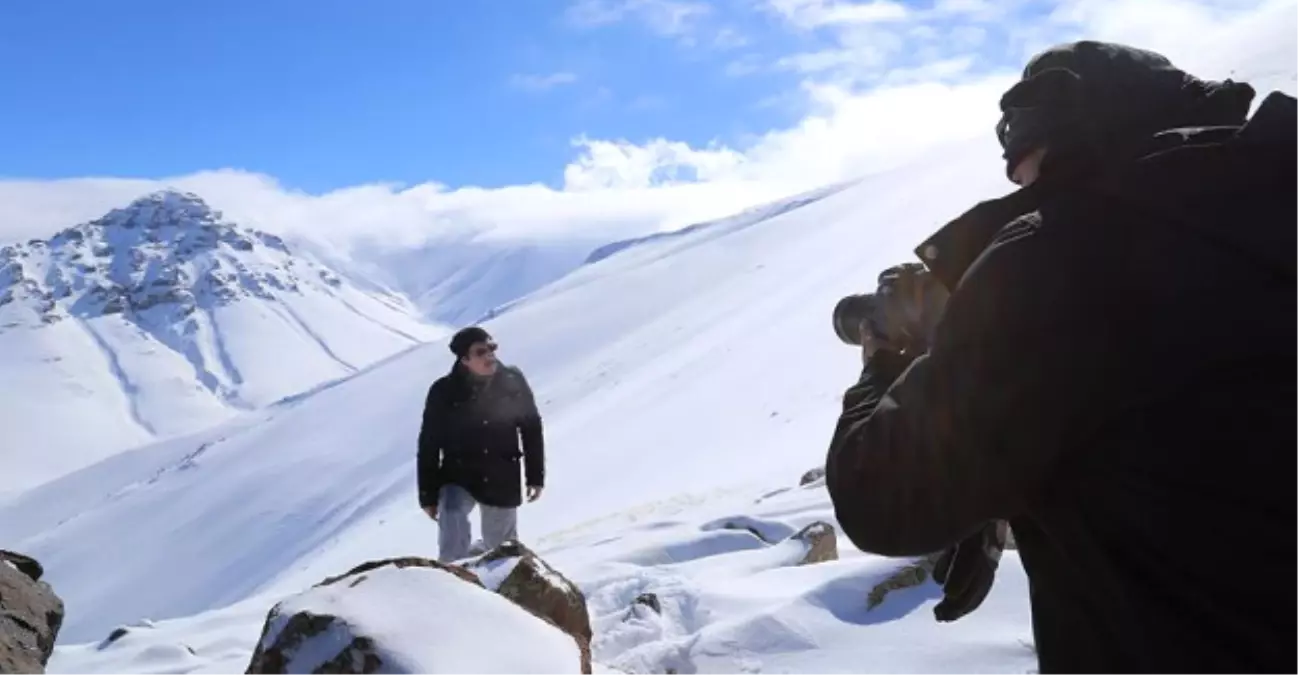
[0,190,442,492]
[583,181,854,267]
[344,237,604,326]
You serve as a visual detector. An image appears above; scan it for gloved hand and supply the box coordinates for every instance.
[880,263,950,349]
[861,263,951,361]
[932,520,1009,622]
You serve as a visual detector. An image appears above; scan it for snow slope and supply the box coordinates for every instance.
[0,191,442,492]
[0,133,1014,647]
[50,481,1036,674]
[346,236,605,325]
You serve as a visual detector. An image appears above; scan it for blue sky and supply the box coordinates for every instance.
[0,0,822,192]
[1,0,1290,248]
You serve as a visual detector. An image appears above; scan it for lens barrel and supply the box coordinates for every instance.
[832,294,876,346]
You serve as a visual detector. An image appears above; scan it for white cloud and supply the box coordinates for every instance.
[1,0,1293,258]
[713,26,750,49]
[563,136,749,190]
[0,75,1013,251]
[566,0,711,37]
[931,0,1006,20]
[627,93,669,111]
[766,0,909,29]
[0,170,772,253]
[724,54,764,76]
[509,71,579,91]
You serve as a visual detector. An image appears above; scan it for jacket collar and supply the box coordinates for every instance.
[913,184,1043,291]
[912,118,1257,291]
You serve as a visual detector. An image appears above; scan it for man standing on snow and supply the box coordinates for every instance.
[825,41,1295,672]
[417,326,545,562]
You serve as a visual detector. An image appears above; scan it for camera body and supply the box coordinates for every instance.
[832,263,948,348]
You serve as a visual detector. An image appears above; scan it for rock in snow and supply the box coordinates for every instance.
[469,537,591,649]
[246,555,589,674]
[0,550,64,673]
[867,553,942,611]
[467,541,593,673]
[632,592,662,616]
[791,521,839,565]
[798,466,826,486]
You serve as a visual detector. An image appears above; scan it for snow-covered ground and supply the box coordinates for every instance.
[49,479,1036,674]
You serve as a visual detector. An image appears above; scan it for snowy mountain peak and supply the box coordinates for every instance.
[0,191,440,489]
[0,191,329,328]
[109,189,220,226]
[88,189,288,249]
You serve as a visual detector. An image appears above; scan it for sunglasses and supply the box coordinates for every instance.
[470,343,498,358]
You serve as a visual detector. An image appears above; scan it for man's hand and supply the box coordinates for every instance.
[423,504,438,521]
[526,485,544,503]
[864,264,950,362]
[860,320,909,361]
[932,521,1008,622]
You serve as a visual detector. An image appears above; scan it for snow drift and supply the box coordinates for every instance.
[47,477,1038,674]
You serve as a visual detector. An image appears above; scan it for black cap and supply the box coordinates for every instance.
[996,40,1255,179]
[449,326,492,358]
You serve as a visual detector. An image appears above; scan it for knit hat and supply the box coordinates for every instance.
[449,326,493,358]
[996,40,1255,179]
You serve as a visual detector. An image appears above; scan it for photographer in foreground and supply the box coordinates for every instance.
[831,263,1010,625]
[825,41,1295,673]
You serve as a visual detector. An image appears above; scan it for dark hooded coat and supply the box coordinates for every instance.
[826,41,1297,674]
[417,363,544,509]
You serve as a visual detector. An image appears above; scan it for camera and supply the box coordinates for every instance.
[832,263,948,347]
[832,293,884,346]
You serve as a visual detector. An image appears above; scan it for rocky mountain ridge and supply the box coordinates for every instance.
[0,191,351,330]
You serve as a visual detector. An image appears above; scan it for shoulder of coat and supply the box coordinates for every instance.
[498,365,532,390]
[429,373,456,396]
[992,209,1044,247]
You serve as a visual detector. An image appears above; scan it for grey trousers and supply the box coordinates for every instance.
[438,483,518,563]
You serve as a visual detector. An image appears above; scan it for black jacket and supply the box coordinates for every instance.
[417,363,544,509]
[826,92,1297,673]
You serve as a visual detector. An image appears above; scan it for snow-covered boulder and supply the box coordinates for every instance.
[0,550,63,673]
[466,542,593,674]
[245,557,584,674]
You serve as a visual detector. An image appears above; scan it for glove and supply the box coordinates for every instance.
[932,521,1008,622]
[875,263,950,353]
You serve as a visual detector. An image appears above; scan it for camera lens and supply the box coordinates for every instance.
[832,294,876,346]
